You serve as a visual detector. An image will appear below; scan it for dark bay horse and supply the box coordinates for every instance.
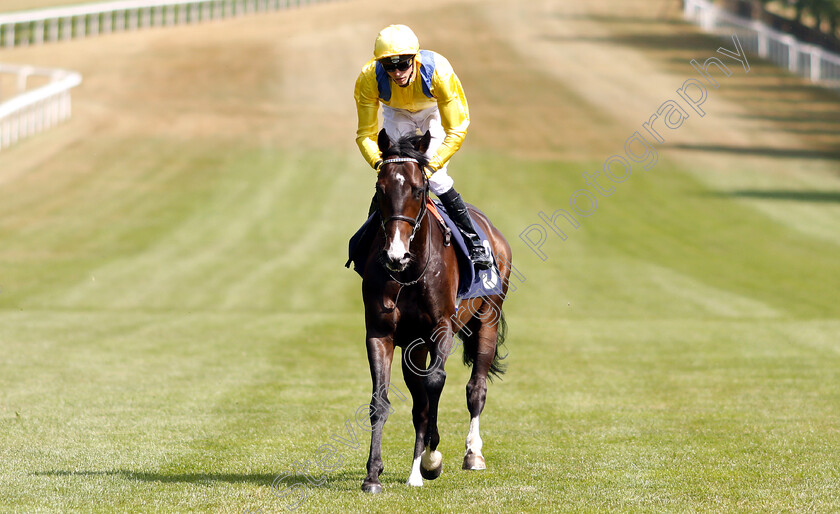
[360,129,512,493]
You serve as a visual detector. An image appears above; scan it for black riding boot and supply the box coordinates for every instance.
[438,189,493,270]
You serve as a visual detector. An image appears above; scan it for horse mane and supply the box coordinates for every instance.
[381,133,430,171]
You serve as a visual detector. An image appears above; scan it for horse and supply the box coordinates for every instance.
[359,128,512,493]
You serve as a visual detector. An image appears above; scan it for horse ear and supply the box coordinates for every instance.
[378,129,391,153]
[417,130,432,154]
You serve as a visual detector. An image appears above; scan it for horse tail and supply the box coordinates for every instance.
[458,310,508,381]
[489,312,509,379]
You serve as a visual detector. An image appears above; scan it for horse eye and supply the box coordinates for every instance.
[413,188,423,199]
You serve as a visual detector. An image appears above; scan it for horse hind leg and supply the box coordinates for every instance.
[463,347,488,470]
[462,307,502,471]
[463,417,486,470]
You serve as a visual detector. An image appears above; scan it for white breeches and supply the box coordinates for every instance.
[382,106,455,196]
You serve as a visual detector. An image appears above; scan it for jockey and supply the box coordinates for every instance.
[354,24,493,271]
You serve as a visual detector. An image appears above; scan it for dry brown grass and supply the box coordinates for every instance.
[0,0,82,12]
[1,0,838,190]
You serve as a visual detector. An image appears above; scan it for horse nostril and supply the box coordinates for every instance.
[403,253,411,262]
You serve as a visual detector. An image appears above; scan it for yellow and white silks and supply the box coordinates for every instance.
[354,50,470,195]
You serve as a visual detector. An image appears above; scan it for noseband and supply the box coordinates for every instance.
[379,157,429,244]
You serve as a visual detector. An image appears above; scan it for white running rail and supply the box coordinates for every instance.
[0,0,325,47]
[0,0,333,151]
[0,64,81,151]
[684,0,840,89]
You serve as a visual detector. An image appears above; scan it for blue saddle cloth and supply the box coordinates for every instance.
[346,200,504,299]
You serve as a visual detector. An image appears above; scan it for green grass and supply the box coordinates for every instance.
[2,0,840,511]
[1,135,839,512]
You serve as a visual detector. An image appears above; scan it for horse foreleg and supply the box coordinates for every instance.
[362,336,395,494]
[401,343,429,487]
[463,318,498,470]
[420,324,452,480]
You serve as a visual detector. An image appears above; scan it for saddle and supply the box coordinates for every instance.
[346,198,503,299]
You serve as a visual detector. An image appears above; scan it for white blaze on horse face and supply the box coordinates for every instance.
[394,172,405,187]
[406,456,423,487]
[386,226,409,265]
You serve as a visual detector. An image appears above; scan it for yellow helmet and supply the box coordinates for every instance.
[374,25,420,60]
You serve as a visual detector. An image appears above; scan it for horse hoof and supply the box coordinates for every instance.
[420,464,442,480]
[361,481,383,494]
[462,454,486,470]
[420,449,443,480]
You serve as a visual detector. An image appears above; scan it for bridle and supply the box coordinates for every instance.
[378,157,432,290]
[379,157,428,244]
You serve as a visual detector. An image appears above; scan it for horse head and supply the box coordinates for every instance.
[375,128,432,273]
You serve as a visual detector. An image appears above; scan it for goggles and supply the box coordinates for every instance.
[380,57,414,72]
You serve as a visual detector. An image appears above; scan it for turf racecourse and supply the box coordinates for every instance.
[2,0,840,512]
